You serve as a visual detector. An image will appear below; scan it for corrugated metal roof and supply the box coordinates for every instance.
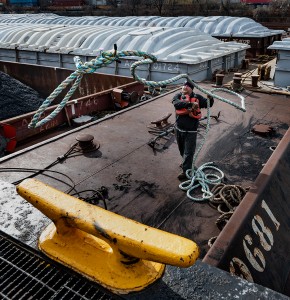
[268,38,290,87]
[268,38,290,50]
[0,14,284,37]
[0,23,249,63]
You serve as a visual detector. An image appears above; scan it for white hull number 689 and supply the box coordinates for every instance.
[229,200,280,282]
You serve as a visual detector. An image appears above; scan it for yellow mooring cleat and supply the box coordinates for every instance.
[17,178,199,294]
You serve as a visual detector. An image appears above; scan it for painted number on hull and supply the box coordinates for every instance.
[220,38,250,45]
[124,60,179,72]
[152,63,179,72]
[229,200,280,281]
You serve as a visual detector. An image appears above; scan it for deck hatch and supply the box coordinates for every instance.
[0,231,117,300]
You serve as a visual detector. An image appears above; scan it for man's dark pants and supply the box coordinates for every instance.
[176,130,197,173]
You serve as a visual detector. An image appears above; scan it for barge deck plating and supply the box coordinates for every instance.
[0,81,289,298]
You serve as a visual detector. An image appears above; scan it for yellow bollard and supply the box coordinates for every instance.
[17,178,199,294]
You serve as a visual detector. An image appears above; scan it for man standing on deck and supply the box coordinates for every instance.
[172,80,214,181]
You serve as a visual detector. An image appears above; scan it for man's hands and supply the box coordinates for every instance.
[190,102,199,111]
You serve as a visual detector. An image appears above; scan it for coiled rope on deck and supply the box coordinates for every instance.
[209,183,247,214]
[208,183,248,248]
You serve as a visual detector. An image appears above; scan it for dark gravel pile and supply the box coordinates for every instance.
[0,71,44,121]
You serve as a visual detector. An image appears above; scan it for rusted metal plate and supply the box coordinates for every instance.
[0,59,144,144]
[0,60,136,100]
[203,129,290,296]
[252,124,274,136]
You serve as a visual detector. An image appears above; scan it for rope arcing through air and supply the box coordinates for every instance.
[28,49,245,129]
[28,48,246,201]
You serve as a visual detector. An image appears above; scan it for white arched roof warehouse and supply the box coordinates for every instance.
[0,22,249,82]
[0,14,283,37]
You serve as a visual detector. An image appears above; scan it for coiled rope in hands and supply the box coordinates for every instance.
[129,52,246,201]
[133,53,246,202]
[128,51,246,202]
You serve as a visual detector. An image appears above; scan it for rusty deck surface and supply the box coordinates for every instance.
[0,82,289,262]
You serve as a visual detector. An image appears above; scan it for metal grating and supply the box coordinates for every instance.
[0,231,118,300]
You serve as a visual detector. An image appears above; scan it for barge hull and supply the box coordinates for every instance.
[204,129,290,295]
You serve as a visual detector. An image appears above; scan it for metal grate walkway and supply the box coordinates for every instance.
[0,230,118,300]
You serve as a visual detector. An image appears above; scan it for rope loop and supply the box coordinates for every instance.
[209,183,247,213]
[179,162,224,202]
[207,183,247,246]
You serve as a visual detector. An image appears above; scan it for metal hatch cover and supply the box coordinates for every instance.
[0,230,117,300]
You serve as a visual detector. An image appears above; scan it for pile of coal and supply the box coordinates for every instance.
[0,71,44,121]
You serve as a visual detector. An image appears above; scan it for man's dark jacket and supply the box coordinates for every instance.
[172,92,214,131]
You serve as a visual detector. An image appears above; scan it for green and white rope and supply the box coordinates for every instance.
[28,50,157,128]
[130,60,246,112]
[179,162,225,202]
[29,49,245,128]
